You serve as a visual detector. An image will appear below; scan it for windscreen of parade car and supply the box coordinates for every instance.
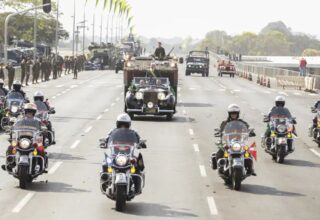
[133,77,169,87]
[187,56,207,63]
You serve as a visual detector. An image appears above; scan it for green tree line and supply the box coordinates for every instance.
[198,21,320,56]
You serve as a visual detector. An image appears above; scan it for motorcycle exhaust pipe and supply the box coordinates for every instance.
[217,158,227,168]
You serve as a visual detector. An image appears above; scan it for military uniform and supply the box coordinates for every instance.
[6,65,15,90]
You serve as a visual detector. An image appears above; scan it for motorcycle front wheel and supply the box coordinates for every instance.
[115,185,127,212]
[232,168,242,191]
[19,166,29,189]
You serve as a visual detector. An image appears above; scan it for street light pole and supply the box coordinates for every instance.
[33,0,37,61]
[92,13,95,43]
[55,0,59,59]
[72,0,76,57]
[82,3,86,55]
[100,13,103,45]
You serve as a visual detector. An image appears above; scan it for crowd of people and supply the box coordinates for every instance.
[0,55,87,89]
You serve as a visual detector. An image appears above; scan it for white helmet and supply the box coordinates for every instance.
[116,113,131,128]
[0,79,4,84]
[227,104,240,113]
[34,91,44,102]
[275,96,285,107]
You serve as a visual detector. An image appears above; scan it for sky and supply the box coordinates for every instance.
[59,0,320,40]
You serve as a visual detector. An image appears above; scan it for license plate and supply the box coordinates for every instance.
[146,108,156,113]
[115,173,127,184]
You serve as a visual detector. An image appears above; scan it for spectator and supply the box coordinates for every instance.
[299,57,307,76]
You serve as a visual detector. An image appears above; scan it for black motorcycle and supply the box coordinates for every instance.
[211,121,256,191]
[262,115,295,163]
[309,107,320,147]
[3,120,48,189]
[99,129,146,211]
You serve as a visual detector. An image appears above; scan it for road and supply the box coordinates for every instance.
[0,65,319,220]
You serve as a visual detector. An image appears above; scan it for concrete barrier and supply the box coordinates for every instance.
[276,76,305,90]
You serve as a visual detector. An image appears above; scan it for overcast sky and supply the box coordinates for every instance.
[59,0,320,40]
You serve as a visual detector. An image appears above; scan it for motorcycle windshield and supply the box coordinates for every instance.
[35,101,49,120]
[222,121,249,145]
[12,119,40,137]
[107,128,139,145]
[6,92,24,107]
[0,89,6,97]
[269,107,292,119]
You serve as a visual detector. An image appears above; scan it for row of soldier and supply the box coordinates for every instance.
[0,55,87,89]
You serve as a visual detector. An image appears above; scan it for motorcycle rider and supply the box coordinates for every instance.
[0,79,9,95]
[2,103,48,172]
[33,91,56,145]
[212,104,256,176]
[311,100,320,132]
[105,113,146,193]
[9,80,26,99]
[264,96,297,152]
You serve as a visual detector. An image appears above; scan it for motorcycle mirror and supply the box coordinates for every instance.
[214,132,221,138]
[100,143,107,149]
[249,129,256,137]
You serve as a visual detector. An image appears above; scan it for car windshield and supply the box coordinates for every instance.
[222,121,249,145]
[187,57,207,63]
[133,77,169,88]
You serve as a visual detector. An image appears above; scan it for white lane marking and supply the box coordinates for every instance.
[193,144,200,152]
[115,97,120,102]
[56,93,61,97]
[218,83,226,89]
[96,115,102,120]
[84,126,93,133]
[310,149,320,158]
[218,89,226,92]
[70,85,78,89]
[116,85,122,88]
[182,110,187,115]
[189,87,196,90]
[234,89,241,92]
[12,192,35,213]
[264,91,271,94]
[189,129,194,136]
[207,197,218,215]
[279,92,289,97]
[70,140,81,149]
[52,96,56,99]
[48,161,63,175]
[111,103,115,107]
[56,85,64,88]
[199,165,207,177]
[294,92,301,96]
[178,87,181,92]
[104,108,109,113]
[309,93,317,97]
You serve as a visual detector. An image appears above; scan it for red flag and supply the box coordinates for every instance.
[249,142,257,161]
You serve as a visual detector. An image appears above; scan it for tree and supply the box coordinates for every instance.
[229,32,257,55]
[302,48,320,56]
[254,31,290,55]
[0,12,69,45]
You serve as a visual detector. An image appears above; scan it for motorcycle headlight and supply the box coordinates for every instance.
[277,124,287,133]
[135,92,143,100]
[115,155,128,166]
[231,143,242,152]
[157,92,166,100]
[126,62,132,67]
[147,102,154,109]
[11,106,18,113]
[170,62,176,68]
[19,138,31,149]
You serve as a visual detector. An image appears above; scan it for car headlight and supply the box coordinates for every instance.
[147,102,154,109]
[19,138,31,149]
[231,143,241,152]
[126,62,132,67]
[199,66,203,68]
[170,62,176,68]
[188,65,191,68]
[157,92,166,100]
[115,155,128,166]
[135,92,143,100]
[11,106,18,113]
[277,124,287,133]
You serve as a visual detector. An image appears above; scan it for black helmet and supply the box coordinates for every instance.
[116,113,131,129]
[34,91,44,102]
[227,104,240,120]
[275,96,285,107]
[13,80,22,91]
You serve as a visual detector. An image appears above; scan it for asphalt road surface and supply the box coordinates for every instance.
[0,65,319,220]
